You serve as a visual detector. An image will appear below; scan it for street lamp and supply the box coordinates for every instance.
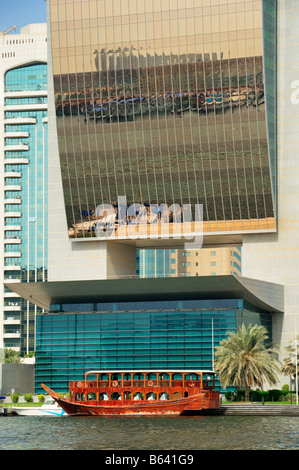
[290,339,299,405]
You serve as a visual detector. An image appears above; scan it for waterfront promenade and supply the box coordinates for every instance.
[2,403,299,416]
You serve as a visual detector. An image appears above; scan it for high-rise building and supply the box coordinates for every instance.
[137,246,241,278]
[176,247,242,277]
[51,0,275,236]
[44,0,277,285]
[8,1,299,391]
[0,24,48,354]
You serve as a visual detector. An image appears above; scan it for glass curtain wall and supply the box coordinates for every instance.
[137,248,171,277]
[35,298,272,393]
[4,63,48,353]
[50,0,276,238]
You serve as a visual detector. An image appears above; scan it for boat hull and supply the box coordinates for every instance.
[12,406,67,417]
[42,384,205,416]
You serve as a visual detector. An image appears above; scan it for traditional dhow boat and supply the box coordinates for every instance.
[41,369,220,416]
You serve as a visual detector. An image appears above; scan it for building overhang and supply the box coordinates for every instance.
[5,275,284,314]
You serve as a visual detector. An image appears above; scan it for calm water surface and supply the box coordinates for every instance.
[0,415,299,450]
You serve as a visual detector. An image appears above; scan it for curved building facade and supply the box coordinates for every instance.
[0,24,48,353]
[49,0,277,240]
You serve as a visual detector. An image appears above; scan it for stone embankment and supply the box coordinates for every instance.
[2,403,299,416]
[215,403,299,416]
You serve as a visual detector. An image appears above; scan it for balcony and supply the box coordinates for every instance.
[3,318,21,325]
[4,158,29,165]
[4,291,20,298]
[4,198,22,205]
[4,212,21,218]
[4,117,36,125]
[5,90,48,98]
[4,172,22,178]
[4,265,21,271]
[3,332,21,339]
[4,225,21,231]
[4,252,21,258]
[4,103,47,112]
[3,305,21,311]
[4,185,22,191]
[4,238,21,244]
[4,143,29,152]
[4,131,29,139]
[4,278,21,283]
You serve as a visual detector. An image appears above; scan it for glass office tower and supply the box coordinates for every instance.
[49,0,277,239]
[4,64,48,353]
[1,24,48,354]
[35,294,274,393]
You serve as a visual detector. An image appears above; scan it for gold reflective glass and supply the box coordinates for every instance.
[50,0,276,239]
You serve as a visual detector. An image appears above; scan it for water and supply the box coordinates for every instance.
[1,415,299,450]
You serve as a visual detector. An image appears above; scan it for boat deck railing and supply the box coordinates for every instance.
[70,379,214,390]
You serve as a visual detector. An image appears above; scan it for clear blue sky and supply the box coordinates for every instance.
[0,0,47,34]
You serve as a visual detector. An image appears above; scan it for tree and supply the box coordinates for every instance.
[4,348,21,364]
[281,335,299,385]
[214,323,281,401]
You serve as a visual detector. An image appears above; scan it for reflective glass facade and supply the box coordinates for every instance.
[4,63,48,353]
[35,297,272,393]
[50,0,277,239]
[136,248,171,277]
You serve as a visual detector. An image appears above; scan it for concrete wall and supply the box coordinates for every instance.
[0,364,35,395]
[242,0,299,386]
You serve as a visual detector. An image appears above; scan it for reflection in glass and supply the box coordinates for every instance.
[50,0,276,239]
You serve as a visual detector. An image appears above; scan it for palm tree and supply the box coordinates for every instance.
[4,348,21,364]
[281,335,299,385]
[214,323,281,401]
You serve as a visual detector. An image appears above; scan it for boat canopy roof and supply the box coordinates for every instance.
[85,370,216,376]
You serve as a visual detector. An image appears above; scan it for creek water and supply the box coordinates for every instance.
[0,414,298,450]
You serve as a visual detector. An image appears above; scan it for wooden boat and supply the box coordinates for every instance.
[41,369,219,416]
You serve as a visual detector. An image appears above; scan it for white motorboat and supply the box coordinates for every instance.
[12,397,67,416]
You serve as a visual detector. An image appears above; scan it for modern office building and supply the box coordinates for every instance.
[177,246,242,277]
[43,0,278,283]
[7,1,299,390]
[0,24,48,354]
[12,274,283,393]
[49,0,276,247]
[137,246,241,278]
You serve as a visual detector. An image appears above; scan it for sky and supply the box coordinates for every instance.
[0,0,47,34]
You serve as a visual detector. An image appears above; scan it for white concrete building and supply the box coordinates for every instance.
[0,24,48,353]
[243,0,299,387]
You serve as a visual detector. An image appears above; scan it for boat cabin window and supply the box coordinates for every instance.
[44,399,55,405]
[172,373,183,382]
[75,393,85,401]
[87,392,96,400]
[147,373,156,380]
[146,392,156,401]
[185,373,198,381]
[133,392,143,401]
[111,392,121,401]
[202,373,214,388]
[98,393,109,401]
[159,392,169,401]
